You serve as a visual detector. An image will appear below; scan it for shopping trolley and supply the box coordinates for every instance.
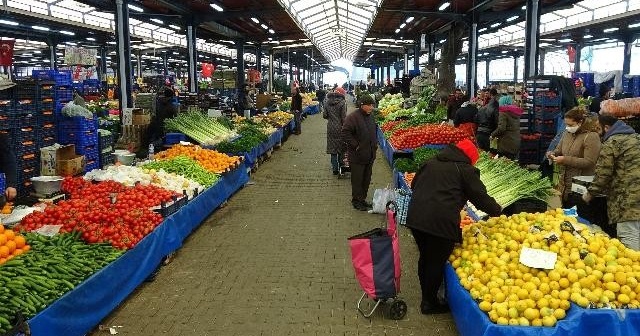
[348,202,407,320]
[338,152,350,178]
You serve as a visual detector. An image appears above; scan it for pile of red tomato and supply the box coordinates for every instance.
[16,178,180,249]
[389,124,473,150]
[380,120,404,132]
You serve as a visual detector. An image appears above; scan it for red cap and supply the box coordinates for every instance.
[456,139,479,165]
[335,87,346,95]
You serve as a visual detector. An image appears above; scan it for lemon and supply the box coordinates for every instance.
[618,294,631,305]
[496,317,509,325]
[553,308,566,319]
[479,300,492,312]
[532,318,543,326]
[518,317,530,326]
[615,272,628,286]
[542,315,557,327]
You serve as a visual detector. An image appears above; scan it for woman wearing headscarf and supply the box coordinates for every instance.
[323,88,347,175]
[490,95,522,160]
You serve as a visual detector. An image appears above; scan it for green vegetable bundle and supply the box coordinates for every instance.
[476,153,553,207]
[143,156,220,187]
[164,111,237,146]
[393,147,442,172]
[0,232,123,331]
[215,123,268,154]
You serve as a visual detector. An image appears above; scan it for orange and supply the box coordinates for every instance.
[0,246,9,258]
[3,230,15,240]
[22,245,30,252]
[0,234,6,246]
[0,225,4,233]
[0,258,6,264]
[12,248,23,256]
[5,240,16,253]
[13,236,26,249]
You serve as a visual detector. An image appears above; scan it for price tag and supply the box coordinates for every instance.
[519,247,557,269]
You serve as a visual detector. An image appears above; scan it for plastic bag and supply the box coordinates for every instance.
[372,187,396,214]
[490,137,498,150]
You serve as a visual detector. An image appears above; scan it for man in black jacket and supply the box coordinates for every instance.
[476,88,499,151]
[0,133,17,204]
[341,95,377,211]
[406,139,501,314]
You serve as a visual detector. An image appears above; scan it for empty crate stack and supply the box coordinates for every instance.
[57,116,100,173]
[520,79,562,165]
[0,83,39,196]
[98,129,115,168]
[36,80,57,148]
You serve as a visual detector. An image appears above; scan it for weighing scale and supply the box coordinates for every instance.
[29,191,66,204]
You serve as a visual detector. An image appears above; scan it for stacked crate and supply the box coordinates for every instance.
[0,92,39,196]
[36,80,57,148]
[57,116,100,172]
[32,70,73,116]
[98,129,115,168]
[520,79,562,165]
[83,79,101,96]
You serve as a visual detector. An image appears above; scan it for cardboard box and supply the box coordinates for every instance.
[132,113,151,125]
[40,145,85,176]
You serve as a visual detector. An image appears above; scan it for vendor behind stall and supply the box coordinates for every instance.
[0,133,16,204]
[138,87,178,158]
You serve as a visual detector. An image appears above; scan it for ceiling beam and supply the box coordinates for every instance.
[380,9,466,22]
[480,0,580,22]
[193,8,282,24]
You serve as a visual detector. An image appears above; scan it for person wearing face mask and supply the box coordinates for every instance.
[583,114,640,250]
[546,107,601,208]
[341,95,377,211]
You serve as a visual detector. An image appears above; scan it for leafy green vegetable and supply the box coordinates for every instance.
[164,111,236,146]
[143,156,220,187]
[413,147,441,166]
[393,158,418,173]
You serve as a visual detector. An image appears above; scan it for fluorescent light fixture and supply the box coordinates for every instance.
[32,26,50,31]
[439,39,446,43]
[169,24,181,30]
[558,38,572,43]
[0,20,19,26]
[604,27,619,33]
[251,17,259,23]
[399,23,406,29]
[491,23,501,28]
[583,34,593,39]
[406,17,414,23]
[56,52,63,56]
[479,27,487,32]
[507,16,519,22]
[502,51,508,54]
[539,42,551,47]
[107,41,116,45]
[395,28,400,33]
[86,37,96,41]
[439,2,450,11]
[211,3,224,11]
[269,29,275,34]
[150,18,163,24]
[261,24,268,29]
[34,50,42,54]
[127,4,144,12]
[59,30,75,35]
[522,5,526,10]
[629,23,640,28]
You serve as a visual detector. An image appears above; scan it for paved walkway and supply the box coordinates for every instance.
[89,101,459,336]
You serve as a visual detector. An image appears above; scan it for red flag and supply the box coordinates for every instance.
[201,63,214,78]
[0,40,15,66]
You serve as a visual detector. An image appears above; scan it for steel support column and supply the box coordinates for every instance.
[99,47,107,81]
[404,50,409,76]
[256,44,262,73]
[163,52,168,77]
[236,40,245,87]
[48,43,57,70]
[486,60,491,87]
[466,21,478,98]
[574,44,581,73]
[115,0,133,109]
[268,49,274,93]
[186,23,198,93]
[513,56,519,83]
[413,44,420,71]
[428,42,436,69]
[539,49,546,75]
[623,39,633,75]
[136,52,142,79]
[524,0,542,79]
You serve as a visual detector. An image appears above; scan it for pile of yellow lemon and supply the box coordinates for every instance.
[380,105,401,118]
[451,209,640,327]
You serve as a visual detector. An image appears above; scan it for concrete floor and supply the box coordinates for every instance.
[89,101,459,336]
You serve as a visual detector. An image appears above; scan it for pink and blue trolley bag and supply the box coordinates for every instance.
[348,202,407,319]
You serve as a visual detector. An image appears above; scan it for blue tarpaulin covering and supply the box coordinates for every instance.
[28,166,249,336]
[222,128,284,170]
[303,104,319,115]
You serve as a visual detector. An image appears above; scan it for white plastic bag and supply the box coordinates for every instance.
[372,187,396,214]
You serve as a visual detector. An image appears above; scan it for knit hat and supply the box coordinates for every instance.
[358,94,375,106]
[455,139,479,165]
[335,87,346,95]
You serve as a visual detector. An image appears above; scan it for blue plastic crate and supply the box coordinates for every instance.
[55,87,74,102]
[84,159,99,172]
[57,131,98,147]
[13,138,37,154]
[0,113,37,130]
[534,95,561,106]
[519,149,542,164]
[535,109,561,121]
[100,151,115,168]
[165,133,187,145]
[98,131,114,149]
[72,82,84,95]
[37,83,55,99]
[32,70,54,81]
[14,151,38,166]
[57,116,98,131]
[37,100,55,112]
[53,70,72,86]
[535,119,559,134]
[520,137,541,151]
[0,100,13,113]
[76,143,99,155]
[0,173,5,195]
[38,113,56,125]
[15,100,35,112]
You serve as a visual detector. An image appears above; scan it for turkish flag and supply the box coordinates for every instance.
[0,40,15,66]
[567,46,576,64]
[201,63,214,78]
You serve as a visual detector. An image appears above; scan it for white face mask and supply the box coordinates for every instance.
[566,125,580,133]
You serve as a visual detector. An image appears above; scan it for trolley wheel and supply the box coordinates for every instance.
[388,299,407,320]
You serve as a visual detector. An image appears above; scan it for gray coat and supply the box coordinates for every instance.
[323,92,346,154]
[341,108,378,165]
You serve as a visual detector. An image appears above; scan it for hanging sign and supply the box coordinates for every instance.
[331,28,347,37]
[420,34,427,51]
[64,47,97,66]
[0,40,15,66]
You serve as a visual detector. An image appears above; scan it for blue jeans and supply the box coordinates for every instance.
[330,153,343,172]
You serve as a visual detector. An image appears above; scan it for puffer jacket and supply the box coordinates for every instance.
[589,121,640,224]
[323,92,346,154]
[476,98,499,134]
[491,105,523,156]
[552,128,601,201]
[406,145,501,242]
[341,108,377,165]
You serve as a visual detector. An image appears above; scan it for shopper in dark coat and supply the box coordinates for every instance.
[291,87,303,135]
[139,86,178,158]
[491,97,523,160]
[341,95,377,211]
[323,91,347,175]
[476,88,499,151]
[406,139,501,314]
[316,86,327,113]
[0,133,17,203]
[453,101,478,137]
